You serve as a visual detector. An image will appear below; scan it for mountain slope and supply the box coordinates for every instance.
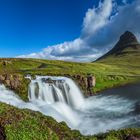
[97,31,140,65]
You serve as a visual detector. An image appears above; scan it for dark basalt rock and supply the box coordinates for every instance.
[42,78,54,83]
[42,78,65,84]
[0,125,6,140]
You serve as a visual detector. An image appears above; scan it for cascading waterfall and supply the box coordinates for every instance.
[0,76,140,135]
[28,76,84,108]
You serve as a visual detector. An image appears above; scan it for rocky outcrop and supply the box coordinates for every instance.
[0,125,6,140]
[73,74,96,96]
[0,74,21,89]
[0,73,95,100]
[125,135,140,140]
[87,74,96,95]
[0,74,30,100]
[0,60,12,66]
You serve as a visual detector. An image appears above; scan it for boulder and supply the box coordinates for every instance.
[5,80,11,87]
[42,78,54,84]
[0,125,6,140]
[1,60,12,66]
[72,74,96,96]
[0,75,5,81]
[125,135,140,140]
[87,74,96,95]
[0,74,21,90]
[87,75,96,88]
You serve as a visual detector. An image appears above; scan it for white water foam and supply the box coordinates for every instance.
[0,76,140,135]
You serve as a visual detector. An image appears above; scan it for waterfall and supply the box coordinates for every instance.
[28,76,84,108]
[0,76,140,135]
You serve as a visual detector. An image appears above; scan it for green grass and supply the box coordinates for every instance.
[0,102,140,140]
[0,58,140,97]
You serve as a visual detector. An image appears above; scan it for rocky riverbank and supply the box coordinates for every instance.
[0,73,97,100]
[0,74,30,101]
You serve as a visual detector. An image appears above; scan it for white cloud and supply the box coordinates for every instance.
[82,0,112,38]
[18,0,140,62]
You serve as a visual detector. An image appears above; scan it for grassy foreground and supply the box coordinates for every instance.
[0,102,140,140]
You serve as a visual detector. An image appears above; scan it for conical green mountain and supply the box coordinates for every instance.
[97,31,140,65]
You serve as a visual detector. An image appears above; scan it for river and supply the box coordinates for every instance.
[0,76,139,135]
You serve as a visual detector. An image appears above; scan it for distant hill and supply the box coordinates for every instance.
[97,31,140,64]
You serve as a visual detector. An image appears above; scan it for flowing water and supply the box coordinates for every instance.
[0,76,140,135]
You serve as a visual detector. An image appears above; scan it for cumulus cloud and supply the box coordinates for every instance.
[82,0,112,38]
[18,0,140,62]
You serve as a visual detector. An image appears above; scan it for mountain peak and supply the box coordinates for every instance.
[112,31,139,53]
[119,31,138,45]
[97,31,140,61]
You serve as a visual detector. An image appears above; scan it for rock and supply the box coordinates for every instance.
[1,60,12,66]
[87,74,96,88]
[83,77,87,87]
[34,82,39,98]
[42,78,54,84]
[87,74,96,95]
[5,74,11,80]
[0,75,5,81]
[125,135,140,140]
[10,80,19,89]
[2,61,6,66]
[0,74,21,90]
[76,75,81,80]
[0,125,6,140]
[5,80,11,87]
[72,74,96,96]
[58,80,65,83]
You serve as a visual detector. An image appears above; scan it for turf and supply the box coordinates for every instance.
[0,58,140,95]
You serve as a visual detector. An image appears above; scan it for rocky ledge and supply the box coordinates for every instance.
[0,73,96,101]
[72,74,96,96]
[0,74,21,89]
[0,125,6,140]
[0,74,30,100]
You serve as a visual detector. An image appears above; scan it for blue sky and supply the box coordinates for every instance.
[0,0,97,57]
[0,0,139,61]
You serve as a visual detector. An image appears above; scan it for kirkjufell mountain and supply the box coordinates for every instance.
[97,31,140,63]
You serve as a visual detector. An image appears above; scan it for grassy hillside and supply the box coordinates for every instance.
[0,58,140,96]
[0,57,139,139]
[95,31,140,92]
